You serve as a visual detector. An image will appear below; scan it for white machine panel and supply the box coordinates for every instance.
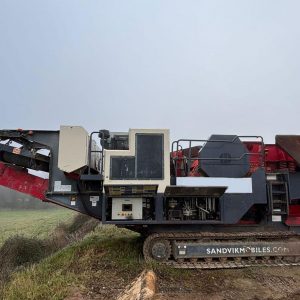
[176,177,253,194]
[103,129,170,193]
[58,126,100,173]
[112,198,143,220]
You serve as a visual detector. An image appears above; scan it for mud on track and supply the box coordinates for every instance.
[154,266,300,300]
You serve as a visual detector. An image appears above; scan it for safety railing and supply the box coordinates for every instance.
[171,136,265,177]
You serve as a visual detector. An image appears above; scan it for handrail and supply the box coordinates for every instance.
[171,135,265,177]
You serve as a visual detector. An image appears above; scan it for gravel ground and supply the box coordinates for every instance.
[154,266,300,300]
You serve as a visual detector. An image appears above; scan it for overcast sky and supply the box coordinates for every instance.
[1,1,300,143]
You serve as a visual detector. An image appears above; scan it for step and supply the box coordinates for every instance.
[272,200,288,204]
[272,191,287,195]
[272,211,288,215]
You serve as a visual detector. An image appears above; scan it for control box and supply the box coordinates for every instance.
[111,198,143,220]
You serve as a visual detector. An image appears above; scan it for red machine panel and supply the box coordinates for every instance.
[0,162,48,200]
[244,143,296,174]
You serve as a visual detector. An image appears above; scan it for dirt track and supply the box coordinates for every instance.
[154,266,300,300]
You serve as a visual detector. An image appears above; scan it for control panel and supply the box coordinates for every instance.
[111,198,143,220]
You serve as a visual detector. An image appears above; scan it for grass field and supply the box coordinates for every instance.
[0,209,177,300]
[1,210,300,300]
[0,209,76,246]
[2,223,142,300]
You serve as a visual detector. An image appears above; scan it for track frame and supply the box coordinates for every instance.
[143,231,300,269]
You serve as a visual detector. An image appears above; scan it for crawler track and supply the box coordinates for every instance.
[143,231,300,269]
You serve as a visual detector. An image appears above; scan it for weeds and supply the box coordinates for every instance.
[1,225,143,300]
[0,214,170,300]
[0,235,46,289]
[0,213,99,299]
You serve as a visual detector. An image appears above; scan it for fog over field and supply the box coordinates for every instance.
[0,187,54,210]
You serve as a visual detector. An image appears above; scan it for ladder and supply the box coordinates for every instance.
[267,173,289,221]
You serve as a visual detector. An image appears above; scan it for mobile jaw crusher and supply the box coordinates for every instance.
[0,126,300,268]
